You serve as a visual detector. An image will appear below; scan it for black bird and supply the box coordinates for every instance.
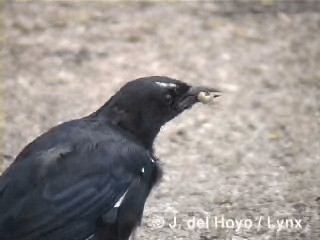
[0,76,220,240]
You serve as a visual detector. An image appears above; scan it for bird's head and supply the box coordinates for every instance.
[95,76,220,149]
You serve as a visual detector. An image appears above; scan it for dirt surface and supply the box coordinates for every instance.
[2,1,320,240]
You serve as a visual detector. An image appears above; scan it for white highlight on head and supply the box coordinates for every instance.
[155,81,177,89]
[114,189,129,208]
[141,167,145,173]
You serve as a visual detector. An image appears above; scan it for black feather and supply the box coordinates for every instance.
[0,76,216,240]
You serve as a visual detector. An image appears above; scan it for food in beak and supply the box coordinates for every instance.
[197,91,220,104]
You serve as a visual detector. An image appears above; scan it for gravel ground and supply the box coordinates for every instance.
[2,1,320,240]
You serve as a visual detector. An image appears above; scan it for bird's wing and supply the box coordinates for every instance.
[0,124,147,240]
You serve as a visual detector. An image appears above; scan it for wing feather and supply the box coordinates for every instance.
[0,121,146,240]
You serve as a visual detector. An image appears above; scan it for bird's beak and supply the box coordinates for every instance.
[177,85,221,111]
[189,86,221,103]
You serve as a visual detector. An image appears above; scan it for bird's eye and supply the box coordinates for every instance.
[164,93,173,104]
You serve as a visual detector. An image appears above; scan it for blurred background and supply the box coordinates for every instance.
[1,1,320,239]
